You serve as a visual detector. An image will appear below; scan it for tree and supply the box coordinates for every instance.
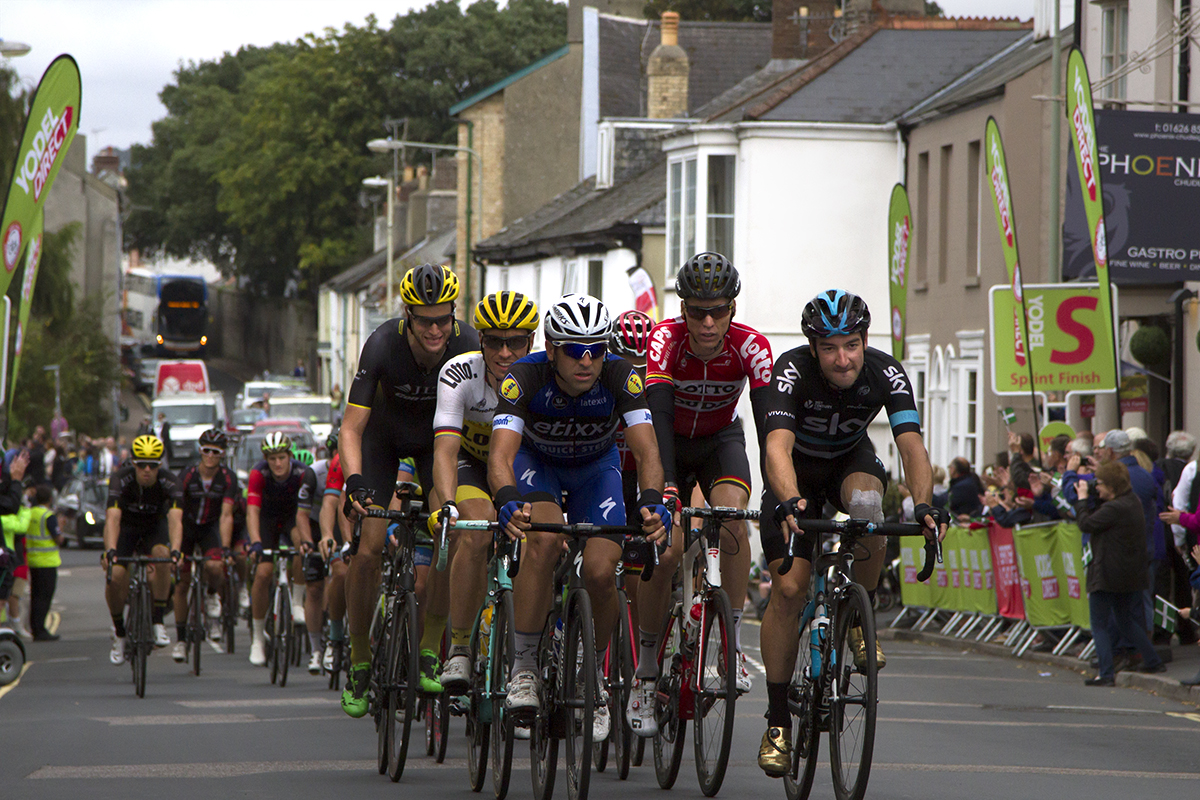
[0,64,31,193]
[925,0,945,16]
[643,0,770,23]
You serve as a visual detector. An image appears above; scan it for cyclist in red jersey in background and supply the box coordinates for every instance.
[245,431,318,668]
[630,253,774,736]
[318,431,351,672]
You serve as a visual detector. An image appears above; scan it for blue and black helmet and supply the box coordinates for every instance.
[801,290,871,341]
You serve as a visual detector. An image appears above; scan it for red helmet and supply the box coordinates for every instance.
[611,310,654,359]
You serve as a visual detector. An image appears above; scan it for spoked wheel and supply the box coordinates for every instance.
[374,600,393,776]
[328,639,344,691]
[266,607,278,685]
[564,591,595,800]
[277,596,293,688]
[828,584,877,800]
[530,616,558,800]
[189,583,204,677]
[131,585,150,698]
[388,596,420,782]
[693,589,736,797]
[785,617,821,800]
[466,603,490,793]
[632,736,645,768]
[607,589,635,780]
[490,594,516,799]
[223,567,238,654]
[652,613,686,789]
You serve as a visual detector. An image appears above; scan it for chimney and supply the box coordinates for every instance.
[417,165,429,191]
[647,12,689,119]
[772,0,840,60]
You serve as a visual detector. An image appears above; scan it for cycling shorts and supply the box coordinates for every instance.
[456,454,491,504]
[362,432,433,510]
[673,419,752,503]
[258,513,298,559]
[621,468,643,574]
[512,445,625,545]
[115,517,170,559]
[759,438,889,565]
[182,518,223,557]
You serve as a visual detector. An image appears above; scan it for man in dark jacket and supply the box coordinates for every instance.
[1101,430,1165,629]
[1075,460,1166,685]
[947,457,984,519]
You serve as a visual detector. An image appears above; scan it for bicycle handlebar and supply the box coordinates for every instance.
[105,554,175,583]
[777,517,941,582]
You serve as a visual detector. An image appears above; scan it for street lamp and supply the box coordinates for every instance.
[367,138,483,310]
[362,175,394,314]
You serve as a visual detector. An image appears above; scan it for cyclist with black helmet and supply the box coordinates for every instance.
[488,293,670,742]
[102,434,184,665]
[430,290,539,692]
[339,263,479,717]
[755,289,946,777]
[631,252,774,735]
[171,428,239,661]
[245,431,319,668]
[611,310,655,608]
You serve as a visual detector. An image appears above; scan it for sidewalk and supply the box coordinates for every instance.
[879,617,1200,705]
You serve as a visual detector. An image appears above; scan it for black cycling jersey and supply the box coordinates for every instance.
[762,345,921,459]
[178,464,239,527]
[246,459,317,519]
[346,317,480,456]
[492,351,653,467]
[106,463,183,525]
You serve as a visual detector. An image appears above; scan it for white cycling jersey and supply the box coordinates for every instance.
[433,350,497,463]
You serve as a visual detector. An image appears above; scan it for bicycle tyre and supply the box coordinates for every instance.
[564,590,595,800]
[132,580,150,698]
[632,736,645,768]
[278,590,293,688]
[530,614,558,800]
[652,611,686,790]
[828,583,877,800]
[189,578,204,677]
[693,588,736,797]
[784,615,821,800]
[388,594,420,782]
[611,588,634,780]
[490,592,516,799]
[374,597,393,775]
[428,626,451,763]
[466,602,490,793]
[223,565,238,654]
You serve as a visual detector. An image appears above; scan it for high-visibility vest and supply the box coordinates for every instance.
[26,506,60,569]
[1,506,30,552]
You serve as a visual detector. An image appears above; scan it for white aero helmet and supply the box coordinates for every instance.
[544,293,611,342]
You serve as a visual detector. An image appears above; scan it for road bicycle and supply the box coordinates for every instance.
[651,506,744,797]
[180,553,218,676]
[109,554,174,698]
[259,543,298,687]
[780,518,936,800]
[220,552,240,654]
[422,626,451,764]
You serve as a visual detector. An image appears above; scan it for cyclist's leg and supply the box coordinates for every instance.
[251,517,282,621]
[345,433,399,669]
[174,525,199,645]
[447,458,492,667]
[837,471,887,591]
[508,449,562,685]
[566,450,625,652]
[147,519,173,636]
[105,526,137,627]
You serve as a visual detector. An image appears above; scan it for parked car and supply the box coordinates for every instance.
[56,476,107,549]
[264,395,334,442]
[231,407,265,434]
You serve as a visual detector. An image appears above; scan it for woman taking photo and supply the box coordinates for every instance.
[1075,460,1166,685]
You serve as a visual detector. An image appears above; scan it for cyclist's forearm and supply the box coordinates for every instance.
[432,435,461,510]
[104,507,121,551]
[319,493,337,541]
[765,430,800,501]
[646,383,678,485]
[168,509,183,552]
[626,423,665,494]
[487,430,521,496]
[339,406,369,478]
[295,510,313,543]
[246,505,262,544]
[896,431,933,505]
[219,504,233,548]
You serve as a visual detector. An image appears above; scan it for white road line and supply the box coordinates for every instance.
[177,697,338,708]
[42,656,91,664]
[881,716,1197,732]
[0,661,31,700]
[28,758,531,779]
[92,714,260,726]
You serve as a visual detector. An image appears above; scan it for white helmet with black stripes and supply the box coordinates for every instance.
[544,293,611,342]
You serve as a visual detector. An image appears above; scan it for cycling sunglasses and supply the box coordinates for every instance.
[408,311,454,329]
[554,341,607,360]
[683,302,733,321]
[200,447,225,456]
[133,460,160,470]
[481,333,532,352]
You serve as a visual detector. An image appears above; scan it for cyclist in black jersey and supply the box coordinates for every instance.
[171,428,238,661]
[339,263,480,718]
[102,435,184,664]
[755,290,948,777]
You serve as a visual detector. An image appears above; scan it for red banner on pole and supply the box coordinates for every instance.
[988,522,1025,620]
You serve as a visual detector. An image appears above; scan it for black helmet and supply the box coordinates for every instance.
[399,263,460,306]
[675,252,740,300]
[198,428,228,450]
[801,290,871,341]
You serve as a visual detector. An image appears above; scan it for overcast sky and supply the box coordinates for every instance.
[2,0,1053,164]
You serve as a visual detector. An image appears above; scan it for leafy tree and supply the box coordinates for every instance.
[643,0,770,23]
[0,63,31,193]
[925,0,944,16]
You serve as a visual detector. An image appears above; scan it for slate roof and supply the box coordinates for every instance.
[598,15,773,118]
[324,229,456,293]
[474,158,666,262]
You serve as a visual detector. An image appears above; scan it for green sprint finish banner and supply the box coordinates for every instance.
[928,527,997,615]
[1066,47,1116,381]
[0,55,80,299]
[887,183,911,362]
[8,209,44,419]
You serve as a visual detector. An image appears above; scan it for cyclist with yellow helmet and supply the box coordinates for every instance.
[339,263,479,717]
[102,434,184,665]
[430,291,539,692]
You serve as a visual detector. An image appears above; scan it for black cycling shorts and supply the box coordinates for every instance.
[258,512,297,559]
[620,468,644,573]
[361,429,434,509]
[674,419,753,503]
[182,519,223,557]
[115,517,170,559]
[759,438,889,565]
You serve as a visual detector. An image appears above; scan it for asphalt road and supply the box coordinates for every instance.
[3,549,1199,800]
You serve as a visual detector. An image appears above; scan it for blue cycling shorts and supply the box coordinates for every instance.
[512,445,626,542]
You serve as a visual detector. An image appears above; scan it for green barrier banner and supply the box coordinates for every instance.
[1012,522,1090,628]
[1057,522,1090,629]
[899,537,932,608]
[927,527,998,614]
[887,183,911,362]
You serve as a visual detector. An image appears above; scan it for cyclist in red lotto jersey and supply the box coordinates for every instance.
[629,253,774,736]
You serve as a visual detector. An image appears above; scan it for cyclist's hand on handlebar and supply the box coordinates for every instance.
[498,501,531,541]
[343,474,372,519]
[319,537,335,560]
[430,502,459,535]
[103,548,117,569]
[774,496,805,543]
[662,484,680,518]
[913,502,950,542]
[248,541,264,560]
[639,504,671,543]
[170,549,183,566]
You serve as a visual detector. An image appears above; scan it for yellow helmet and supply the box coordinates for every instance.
[131,435,165,461]
[399,263,459,306]
[474,291,539,331]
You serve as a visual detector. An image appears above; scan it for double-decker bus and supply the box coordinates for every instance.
[123,269,209,356]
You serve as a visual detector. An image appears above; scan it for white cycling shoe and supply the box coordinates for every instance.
[627,678,658,737]
[152,624,171,648]
[109,634,127,665]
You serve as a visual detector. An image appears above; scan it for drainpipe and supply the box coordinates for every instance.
[1169,287,1197,430]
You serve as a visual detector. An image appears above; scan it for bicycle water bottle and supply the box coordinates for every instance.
[681,597,703,660]
[809,600,828,678]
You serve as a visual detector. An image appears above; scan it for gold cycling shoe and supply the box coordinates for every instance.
[847,626,886,671]
[758,726,792,778]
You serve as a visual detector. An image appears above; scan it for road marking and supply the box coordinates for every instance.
[92,714,260,726]
[880,673,1052,683]
[0,661,32,700]
[881,716,1197,732]
[43,656,90,664]
[1166,711,1200,724]
[178,697,338,708]
[47,611,61,634]
[870,762,1200,780]
[28,758,533,779]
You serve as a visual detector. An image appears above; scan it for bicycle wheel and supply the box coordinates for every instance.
[328,639,343,691]
[131,580,151,698]
[223,565,238,654]
[693,588,736,797]
[278,591,293,687]
[784,617,821,800]
[388,594,420,782]
[466,602,490,793]
[610,589,635,780]
[652,611,686,790]
[490,592,516,799]
[374,599,393,775]
[189,579,204,677]
[426,627,451,763]
[828,583,877,800]
[530,615,558,800]
[564,591,595,800]
[632,736,645,768]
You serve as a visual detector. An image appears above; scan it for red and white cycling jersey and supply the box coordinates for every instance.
[646,318,773,439]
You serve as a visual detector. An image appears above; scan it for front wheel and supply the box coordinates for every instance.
[563,591,595,800]
[189,581,204,677]
[388,595,420,782]
[693,589,736,797]
[784,616,821,800]
[490,594,516,799]
[828,584,877,800]
[276,591,293,688]
[530,615,559,800]
[466,604,490,793]
[652,611,686,790]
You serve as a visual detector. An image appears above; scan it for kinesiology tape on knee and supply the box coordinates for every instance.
[847,489,884,524]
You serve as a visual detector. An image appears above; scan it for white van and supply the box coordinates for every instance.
[151,392,228,468]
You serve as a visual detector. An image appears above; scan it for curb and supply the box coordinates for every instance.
[878,626,1200,706]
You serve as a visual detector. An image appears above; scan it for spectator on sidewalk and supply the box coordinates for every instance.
[26,485,64,641]
[1076,461,1166,685]
[1160,431,1195,499]
[948,457,985,520]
